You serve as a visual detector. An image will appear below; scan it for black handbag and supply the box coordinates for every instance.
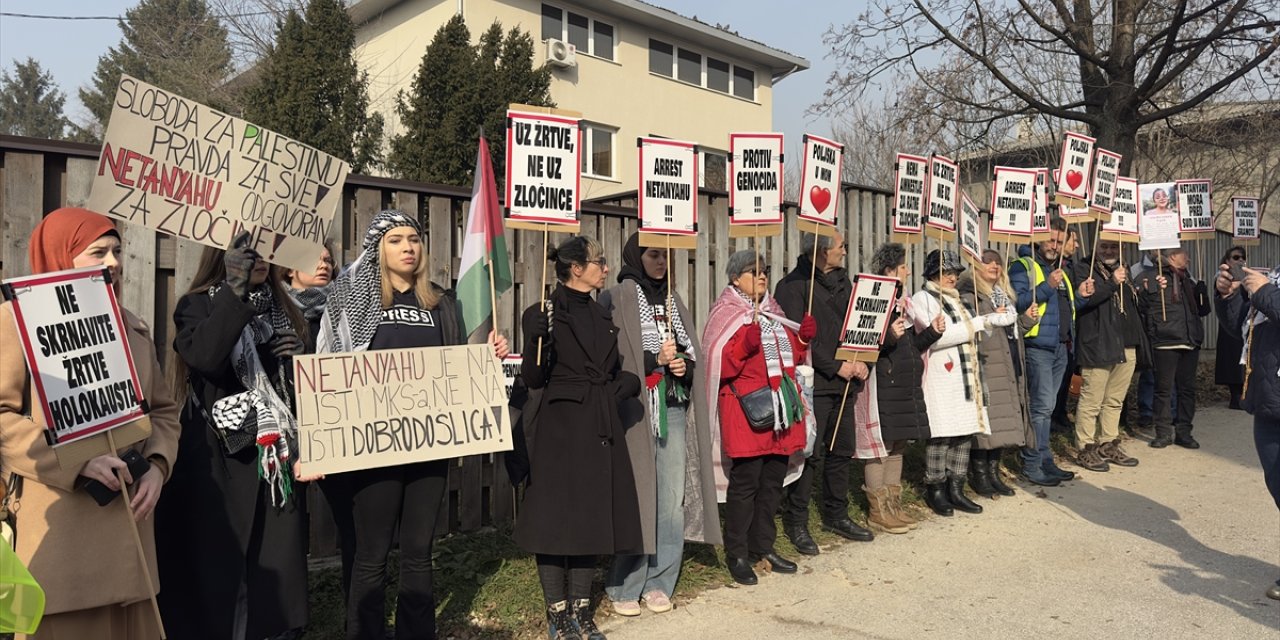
[729,382,776,432]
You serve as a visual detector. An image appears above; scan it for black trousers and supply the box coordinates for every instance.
[724,453,789,560]
[318,475,357,600]
[346,460,448,640]
[783,392,853,525]
[1153,348,1199,437]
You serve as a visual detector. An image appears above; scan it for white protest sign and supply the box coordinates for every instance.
[892,153,928,235]
[729,133,784,228]
[836,274,899,362]
[990,166,1036,240]
[86,75,347,274]
[959,192,983,265]
[1175,179,1213,235]
[1089,148,1122,220]
[1033,168,1051,239]
[925,155,959,234]
[638,137,698,240]
[1102,177,1140,239]
[1055,166,1092,222]
[1139,213,1180,250]
[1055,131,1095,201]
[798,134,843,230]
[1233,197,1260,242]
[502,354,523,397]
[505,110,581,228]
[293,344,513,475]
[1,267,148,446]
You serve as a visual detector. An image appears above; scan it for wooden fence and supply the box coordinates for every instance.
[3,133,1277,554]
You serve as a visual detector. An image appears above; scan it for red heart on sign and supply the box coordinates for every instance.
[1065,170,1084,190]
[809,186,832,213]
[944,360,954,372]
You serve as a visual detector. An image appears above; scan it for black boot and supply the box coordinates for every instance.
[546,601,583,640]
[726,556,758,585]
[968,451,997,498]
[572,599,606,640]
[924,482,954,516]
[750,551,798,574]
[822,516,875,542]
[947,476,983,514]
[986,449,1016,496]
[783,522,819,555]
[1149,425,1174,448]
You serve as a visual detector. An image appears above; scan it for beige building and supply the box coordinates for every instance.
[349,0,808,198]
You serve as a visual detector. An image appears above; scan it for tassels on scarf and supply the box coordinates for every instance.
[645,358,692,439]
[256,432,294,507]
[769,371,805,432]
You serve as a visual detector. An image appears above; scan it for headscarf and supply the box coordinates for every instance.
[318,209,422,353]
[28,207,117,274]
[616,232,668,302]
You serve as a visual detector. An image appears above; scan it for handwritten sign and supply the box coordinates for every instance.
[1232,197,1260,242]
[638,137,697,238]
[990,166,1036,240]
[836,274,899,362]
[729,133,784,227]
[1089,148,1122,220]
[1175,179,1213,234]
[959,192,983,266]
[1139,212,1180,251]
[86,75,348,273]
[505,111,581,227]
[798,134,842,230]
[293,344,513,475]
[1033,168,1051,240]
[925,155,959,234]
[1054,131,1095,201]
[892,153,928,235]
[1101,177,1140,239]
[1,267,147,446]
[502,354,523,397]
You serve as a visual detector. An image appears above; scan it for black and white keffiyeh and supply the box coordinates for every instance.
[732,288,802,432]
[638,283,696,436]
[319,210,422,353]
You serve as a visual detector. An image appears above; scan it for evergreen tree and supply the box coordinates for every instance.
[79,0,232,139]
[0,58,71,139]
[389,16,553,185]
[242,0,384,174]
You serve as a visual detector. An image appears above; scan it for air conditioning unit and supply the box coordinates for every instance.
[546,38,577,68]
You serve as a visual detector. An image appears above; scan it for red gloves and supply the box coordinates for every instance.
[739,323,763,356]
[799,314,818,344]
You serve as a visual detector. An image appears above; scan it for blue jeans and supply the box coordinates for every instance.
[1023,342,1067,473]
[607,405,687,601]
[1137,369,1176,422]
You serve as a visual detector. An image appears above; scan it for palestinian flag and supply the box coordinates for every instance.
[457,135,513,336]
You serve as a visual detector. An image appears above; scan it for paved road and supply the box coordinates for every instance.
[603,406,1280,639]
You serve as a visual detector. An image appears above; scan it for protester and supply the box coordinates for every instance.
[860,243,939,532]
[0,208,180,639]
[1215,246,1249,410]
[703,250,814,585]
[600,233,721,617]
[910,250,989,516]
[958,250,1030,497]
[1010,217,1094,486]
[775,232,873,551]
[1215,260,1280,600]
[516,236,641,640]
[158,231,310,639]
[1052,227,1083,433]
[317,211,508,639]
[1138,247,1210,449]
[1072,239,1142,471]
[1129,249,1173,432]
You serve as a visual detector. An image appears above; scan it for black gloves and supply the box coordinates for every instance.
[522,301,553,344]
[269,328,305,359]
[223,231,262,299]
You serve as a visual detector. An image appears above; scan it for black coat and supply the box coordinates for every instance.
[513,285,643,556]
[1138,267,1211,348]
[156,286,308,640]
[1215,290,1248,385]
[874,307,942,442]
[774,254,864,397]
[1073,258,1143,368]
[1218,281,1280,419]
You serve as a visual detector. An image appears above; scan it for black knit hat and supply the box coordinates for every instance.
[924,249,966,279]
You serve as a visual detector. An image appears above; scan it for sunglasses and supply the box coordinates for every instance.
[1229,254,1246,261]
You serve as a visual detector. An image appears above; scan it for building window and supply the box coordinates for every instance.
[706,57,730,93]
[649,39,673,76]
[542,3,614,61]
[677,48,701,84]
[733,66,755,100]
[702,150,727,191]
[648,39,756,101]
[581,123,615,179]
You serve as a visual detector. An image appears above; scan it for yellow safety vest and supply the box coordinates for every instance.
[1019,257,1075,338]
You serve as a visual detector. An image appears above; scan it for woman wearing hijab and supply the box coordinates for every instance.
[157,230,311,640]
[516,235,642,640]
[317,210,508,640]
[599,233,721,616]
[0,207,180,639]
[702,249,816,587]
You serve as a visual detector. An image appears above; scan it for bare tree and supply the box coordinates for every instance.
[210,0,307,68]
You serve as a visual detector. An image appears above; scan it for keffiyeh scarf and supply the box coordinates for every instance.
[1240,265,1280,391]
[288,284,329,323]
[638,283,696,437]
[731,288,804,432]
[319,210,422,353]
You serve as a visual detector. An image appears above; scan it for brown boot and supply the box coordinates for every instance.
[864,486,910,534]
[887,484,919,529]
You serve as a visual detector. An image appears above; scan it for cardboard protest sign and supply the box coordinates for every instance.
[637,137,698,248]
[958,192,984,266]
[1033,169,1052,241]
[1232,197,1260,245]
[505,110,582,231]
[989,166,1036,242]
[1054,131,1095,204]
[293,344,513,475]
[1,267,148,447]
[729,133,784,236]
[1175,179,1214,239]
[925,155,959,238]
[1089,148,1122,222]
[1101,177,1140,241]
[836,274,899,362]
[1054,167,1092,223]
[86,75,347,274]
[797,134,843,235]
[502,354,523,397]
[892,153,928,242]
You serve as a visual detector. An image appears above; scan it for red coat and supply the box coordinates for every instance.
[717,323,809,458]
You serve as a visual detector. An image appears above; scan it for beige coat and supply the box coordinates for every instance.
[0,301,180,616]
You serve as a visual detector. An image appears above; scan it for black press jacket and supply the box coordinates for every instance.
[774,253,863,397]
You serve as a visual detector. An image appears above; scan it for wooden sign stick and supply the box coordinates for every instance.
[828,378,853,452]
[752,224,761,321]
[107,430,167,639]
[806,232,820,314]
[665,237,675,335]
[1157,249,1167,321]
[537,224,549,365]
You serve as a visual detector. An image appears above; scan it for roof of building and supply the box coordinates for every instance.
[347,0,810,79]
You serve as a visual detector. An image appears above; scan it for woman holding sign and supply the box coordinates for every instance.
[516,235,641,640]
[598,233,721,616]
[1,207,180,639]
[317,210,508,640]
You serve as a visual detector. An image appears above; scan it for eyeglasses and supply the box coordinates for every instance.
[980,255,1001,265]
[742,266,771,278]
[1229,254,1245,261]
[586,258,608,267]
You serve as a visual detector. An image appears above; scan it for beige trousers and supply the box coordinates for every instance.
[1074,347,1137,446]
